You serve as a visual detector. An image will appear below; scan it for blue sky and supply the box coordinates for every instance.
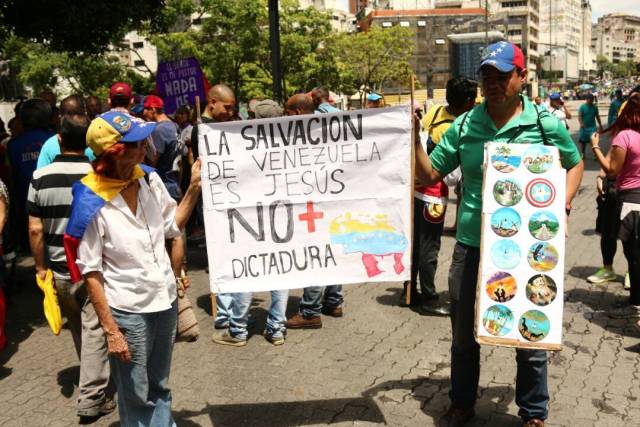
[591,0,638,21]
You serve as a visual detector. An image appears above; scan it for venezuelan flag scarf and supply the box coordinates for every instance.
[64,164,153,283]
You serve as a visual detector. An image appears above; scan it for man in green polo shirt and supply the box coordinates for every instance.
[415,42,584,427]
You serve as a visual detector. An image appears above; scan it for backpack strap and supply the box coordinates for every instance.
[427,106,443,130]
[455,111,471,166]
[533,104,550,146]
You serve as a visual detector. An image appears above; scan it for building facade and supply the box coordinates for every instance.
[369,8,486,90]
[301,0,357,32]
[593,13,640,64]
[113,31,158,77]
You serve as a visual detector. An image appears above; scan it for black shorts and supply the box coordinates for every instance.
[595,194,621,237]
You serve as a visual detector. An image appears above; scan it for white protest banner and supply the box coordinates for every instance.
[198,105,413,293]
[475,143,566,351]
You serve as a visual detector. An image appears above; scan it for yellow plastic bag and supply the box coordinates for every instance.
[36,269,62,336]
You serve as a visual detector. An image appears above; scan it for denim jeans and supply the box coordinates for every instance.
[448,243,549,421]
[229,290,289,340]
[110,300,177,427]
[299,285,343,318]
[214,293,234,327]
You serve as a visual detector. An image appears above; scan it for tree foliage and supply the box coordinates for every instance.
[0,0,165,54]
[3,36,153,98]
[328,26,415,98]
[0,0,416,102]
[151,0,336,100]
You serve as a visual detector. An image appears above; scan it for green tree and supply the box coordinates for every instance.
[3,36,154,97]
[596,55,613,78]
[612,60,637,79]
[150,0,336,100]
[0,0,165,54]
[328,26,415,101]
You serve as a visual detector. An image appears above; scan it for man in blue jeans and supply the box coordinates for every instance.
[283,92,344,329]
[415,42,584,427]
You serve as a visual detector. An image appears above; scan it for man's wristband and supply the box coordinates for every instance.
[592,146,601,151]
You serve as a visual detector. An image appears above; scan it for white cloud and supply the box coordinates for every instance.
[590,0,639,21]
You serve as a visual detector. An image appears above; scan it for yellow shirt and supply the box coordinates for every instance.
[422,105,456,145]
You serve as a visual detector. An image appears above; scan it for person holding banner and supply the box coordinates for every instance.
[415,42,584,427]
[188,84,238,329]
[406,77,477,316]
[212,100,290,347]
[66,112,202,427]
[284,92,345,330]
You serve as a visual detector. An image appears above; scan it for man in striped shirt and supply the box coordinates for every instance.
[27,114,115,421]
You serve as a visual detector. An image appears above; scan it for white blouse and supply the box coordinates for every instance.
[77,172,181,313]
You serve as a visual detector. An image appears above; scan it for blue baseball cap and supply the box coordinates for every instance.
[549,93,562,101]
[479,41,525,72]
[86,111,156,155]
[367,92,383,101]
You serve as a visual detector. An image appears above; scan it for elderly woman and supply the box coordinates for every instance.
[592,94,640,323]
[65,111,201,426]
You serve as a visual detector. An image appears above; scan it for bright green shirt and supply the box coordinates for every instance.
[430,96,581,247]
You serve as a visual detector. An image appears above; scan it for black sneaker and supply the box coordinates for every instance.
[419,303,450,317]
[439,406,475,427]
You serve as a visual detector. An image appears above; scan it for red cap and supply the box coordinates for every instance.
[109,82,132,100]
[143,95,164,109]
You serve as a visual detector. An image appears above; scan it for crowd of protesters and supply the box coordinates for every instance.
[1,39,640,427]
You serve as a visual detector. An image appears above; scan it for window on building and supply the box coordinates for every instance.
[400,21,410,27]
[382,22,392,28]
[132,41,144,49]
[502,1,526,7]
[417,20,426,27]
[435,39,445,45]
[508,29,522,36]
[134,60,146,67]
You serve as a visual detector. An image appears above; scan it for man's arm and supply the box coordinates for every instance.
[578,109,584,128]
[175,159,202,230]
[415,142,444,186]
[28,216,47,279]
[565,160,584,207]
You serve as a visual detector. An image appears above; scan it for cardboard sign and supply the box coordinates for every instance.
[156,57,206,115]
[475,142,566,351]
[197,106,413,293]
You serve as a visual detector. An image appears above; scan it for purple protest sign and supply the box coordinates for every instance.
[156,57,206,115]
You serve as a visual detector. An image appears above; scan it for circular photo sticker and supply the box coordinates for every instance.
[527,242,559,272]
[528,211,559,241]
[482,305,515,337]
[518,310,551,342]
[491,145,521,173]
[526,178,556,208]
[491,207,521,237]
[526,274,558,306]
[523,146,554,174]
[493,178,523,207]
[486,271,517,302]
[491,240,521,270]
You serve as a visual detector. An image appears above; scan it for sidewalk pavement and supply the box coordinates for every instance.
[1,103,638,427]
